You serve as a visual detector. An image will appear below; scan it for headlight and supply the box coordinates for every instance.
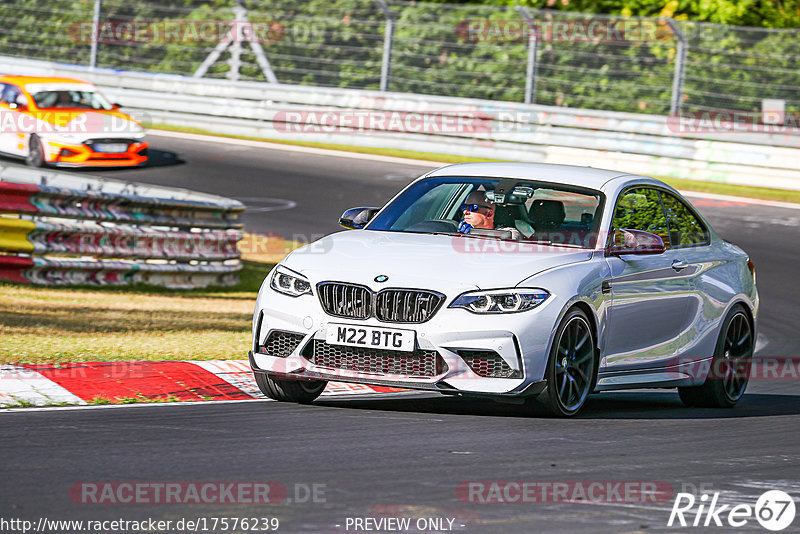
[269,266,311,297]
[449,289,549,314]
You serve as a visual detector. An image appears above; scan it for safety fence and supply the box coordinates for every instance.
[3,55,799,191]
[0,164,245,288]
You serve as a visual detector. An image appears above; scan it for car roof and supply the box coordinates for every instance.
[0,75,93,88]
[425,162,666,192]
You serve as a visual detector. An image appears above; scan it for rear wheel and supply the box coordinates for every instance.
[535,308,596,417]
[679,305,753,408]
[254,372,327,404]
[26,134,46,167]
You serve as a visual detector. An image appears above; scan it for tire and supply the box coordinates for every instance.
[254,372,327,404]
[534,308,597,417]
[678,305,753,408]
[26,134,46,167]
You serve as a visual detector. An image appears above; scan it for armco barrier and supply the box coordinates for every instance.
[0,164,244,288]
[1,55,799,191]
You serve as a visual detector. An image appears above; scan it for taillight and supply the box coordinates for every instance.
[747,259,756,284]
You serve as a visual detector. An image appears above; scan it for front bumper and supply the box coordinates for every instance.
[249,351,547,400]
[250,285,559,398]
[45,139,149,167]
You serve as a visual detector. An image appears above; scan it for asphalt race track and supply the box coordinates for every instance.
[2,133,799,533]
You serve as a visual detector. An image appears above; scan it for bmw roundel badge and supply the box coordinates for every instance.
[374,275,389,283]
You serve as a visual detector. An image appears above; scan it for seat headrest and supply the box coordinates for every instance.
[529,199,565,229]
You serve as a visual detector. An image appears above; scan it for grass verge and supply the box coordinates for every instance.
[0,259,274,364]
[147,122,800,205]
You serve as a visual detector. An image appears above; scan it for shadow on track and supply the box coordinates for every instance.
[314,391,800,420]
[139,148,184,168]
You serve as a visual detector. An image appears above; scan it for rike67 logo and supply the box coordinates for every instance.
[669,490,796,531]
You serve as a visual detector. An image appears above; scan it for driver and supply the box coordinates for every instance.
[457,191,533,238]
[458,191,495,233]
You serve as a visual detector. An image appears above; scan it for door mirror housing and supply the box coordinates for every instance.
[606,228,666,256]
[339,207,380,229]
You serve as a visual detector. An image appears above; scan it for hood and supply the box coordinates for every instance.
[283,230,593,294]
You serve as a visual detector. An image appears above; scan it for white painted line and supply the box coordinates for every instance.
[188,360,403,398]
[149,129,444,168]
[682,190,800,210]
[0,365,86,406]
[0,398,267,414]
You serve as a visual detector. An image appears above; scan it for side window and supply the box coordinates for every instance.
[0,83,10,103]
[612,188,670,247]
[661,192,709,247]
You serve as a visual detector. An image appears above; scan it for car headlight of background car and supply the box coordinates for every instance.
[449,289,549,314]
[269,266,312,297]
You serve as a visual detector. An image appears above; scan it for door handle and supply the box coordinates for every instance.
[672,259,688,271]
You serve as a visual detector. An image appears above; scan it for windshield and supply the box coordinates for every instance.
[31,90,114,110]
[368,176,605,248]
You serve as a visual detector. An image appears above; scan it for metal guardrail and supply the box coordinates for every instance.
[2,55,800,191]
[0,164,244,288]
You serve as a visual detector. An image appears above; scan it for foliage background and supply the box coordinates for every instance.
[0,0,796,114]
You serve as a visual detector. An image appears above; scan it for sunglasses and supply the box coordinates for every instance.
[461,203,492,213]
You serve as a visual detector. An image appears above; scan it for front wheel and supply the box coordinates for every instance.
[254,372,327,404]
[535,308,597,417]
[26,134,46,167]
[678,305,753,408]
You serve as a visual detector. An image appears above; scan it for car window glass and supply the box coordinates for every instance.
[612,187,670,247]
[661,192,709,247]
[531,188,600,227]
[30,90,113,110]
[390,182,466,230]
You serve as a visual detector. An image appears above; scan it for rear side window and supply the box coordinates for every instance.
[612,187,670,246]
[661,192,709,247]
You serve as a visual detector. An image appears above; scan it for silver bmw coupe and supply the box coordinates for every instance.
[250,163,758,416]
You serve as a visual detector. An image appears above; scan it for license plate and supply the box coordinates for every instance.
[326,323,416,352]
[94,143,128,153]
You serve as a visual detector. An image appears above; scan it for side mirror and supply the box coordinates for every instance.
[606,228,666,256]
[113,102,122,109]
[339,207,380,229]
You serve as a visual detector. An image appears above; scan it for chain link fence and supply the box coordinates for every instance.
[1,0,797,116]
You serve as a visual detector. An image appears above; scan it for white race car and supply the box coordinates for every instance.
[250,163,758,416]
[0,75,147,167]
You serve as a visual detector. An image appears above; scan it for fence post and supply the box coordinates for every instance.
[194,1,278,83]
[89,0,102,69]
[667,18,687,115]
[374,0,395,92]
[517,6,539,105]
